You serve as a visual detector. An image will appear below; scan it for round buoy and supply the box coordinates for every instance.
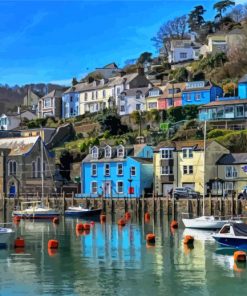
[84,223,90,230]
[170,220,178,229]
[100,214,106,223]
[118,218,126,226]
[183,235,194,245]
[53,217,59,224]
[76,223,84,231]
[14,237,25,248]
[145,213,150,220]
[48,239,59,249]
[234,251,246,262]
[125,212,131,220]
[146,233,155,244]
[90,221,95,226]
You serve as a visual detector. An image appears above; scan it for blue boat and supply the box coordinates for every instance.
[64,206,102,218]
[212,223,247,249]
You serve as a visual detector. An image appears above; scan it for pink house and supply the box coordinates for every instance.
[158,82,185,110]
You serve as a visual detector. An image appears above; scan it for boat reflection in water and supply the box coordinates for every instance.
[182,228,215,242]
[80,223,142,268]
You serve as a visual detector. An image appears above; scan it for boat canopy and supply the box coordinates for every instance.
[232,223,247,236]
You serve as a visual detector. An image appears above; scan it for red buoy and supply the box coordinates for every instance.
[13,216,21,223]
[183,235,194,245]
[84,223,90,230]
[146,233,156,244]
[100,214,106,223]
[118,218,126,227]
[76,223,84,231]
[48,239,59,249]
[125,212,131,220]
[170,220,178,229]
[53,217,59,224]
[14,237,25,248]
[145,213,150,220]
[234,251,246,262]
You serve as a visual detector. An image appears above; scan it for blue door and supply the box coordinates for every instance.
[9,183,16,198]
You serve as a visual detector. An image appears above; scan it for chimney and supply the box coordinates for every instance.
[137,67,145,76]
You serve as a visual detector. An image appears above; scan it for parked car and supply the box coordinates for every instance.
[174,187,200,199]
[238,186,247,199]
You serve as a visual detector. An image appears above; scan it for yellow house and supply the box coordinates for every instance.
[145,86,165,111]
[215,153,247,196]
[154,140,229,196]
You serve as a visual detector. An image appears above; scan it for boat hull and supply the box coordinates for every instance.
[0,229,14,246]
[213,235,247,248]
[64,208,102,218]
[13,211,60,220]
[182,218,228,229]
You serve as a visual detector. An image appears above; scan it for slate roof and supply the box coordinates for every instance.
[154,140,214,152]
[41,89,64,99]
[239,74,247,84]
[121,87,149,97]
[131,157,153,164]
[199,99,247,108]
[0,136,39,156]
[159,82,186,99]
[217,153,247,165]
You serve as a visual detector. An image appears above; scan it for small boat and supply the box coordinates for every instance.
[13,201,60,220]
[213,223,247,248]
[0,227,14,246]
[65,205,102,218]
[182,216,241,230]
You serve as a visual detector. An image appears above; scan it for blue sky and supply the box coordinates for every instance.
[0,0,244,86]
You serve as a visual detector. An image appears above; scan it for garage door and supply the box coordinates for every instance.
[162,184,173,197]
[182,183,195,190]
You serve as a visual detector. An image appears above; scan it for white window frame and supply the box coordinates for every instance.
[91,164,97,176]
[91,181,98,194]
[160,148,173,159]
[160,166,173,175]
[182,148,193,158]
[225,166,238,178]
[117,181,124,194]
[104,146,112,159]
[117,163,123,176]
[8,160,17,176]
[117,145,125,158]
[131,166,136,176]
[183,165,193,175]
[104,163,110,176]
[44,98,51,108]
[91,147,99,159]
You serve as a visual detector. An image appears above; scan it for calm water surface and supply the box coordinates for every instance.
[0,215,247,296]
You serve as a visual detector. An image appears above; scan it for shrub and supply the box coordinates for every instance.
[207,129,233,139]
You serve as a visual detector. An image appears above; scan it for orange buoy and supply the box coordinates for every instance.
[183,235,194,245]
[53,217,59,224]
[170,220,178,229]
[145,212,150,220]
[118,218,126,226]
[84,223,91,230]
[234,251,246,262]
[125,212,131,220]
[90,221,95,226]
[13,216,21,223]
[100,214,106,223]
[14,237,25,248]
[146,233,155,244]
[76,223,84,231]
[183,243,194,255]
[48,239,59,249]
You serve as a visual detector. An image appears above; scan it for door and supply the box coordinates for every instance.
[103,181,111,196]
[9,183,16,198]
[162,184,173,197]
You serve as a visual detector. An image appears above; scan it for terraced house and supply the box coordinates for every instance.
[153,140,229,196]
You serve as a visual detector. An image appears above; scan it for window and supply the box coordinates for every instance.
[148,102,157,109]
[167,98,173,107]
[149,90,159,97]
[117,163,123,175]
[117,181,124,194]
[44,98,51,108]
[8,160,17,176]
[195,93,201,101]
[37,157,41,178]
[85,93,88,101]
[103,90,106,98]
[168,89,174,95]
[43,162,46,178]
[117,146,125,158]
[96,91,98,99]
[91,164,97,176]
[131,166,136,176]
[91,181,98,194]
[185,94,191,102]
[117,88,121,95]
[32,161,36,178]
[105,164,110,176]
[225,166,237,178]
[136,104,141,110]
[91,147,98,159]
[105,146,111,158]
[70,107,73,115]
[160,149,173,159]
[236,105,244,117]
[180,52,187,59]
[136,91,142,99]
[70,96,73,102]
[160,166,173,175]
[120,106,125,112]
[182,148,193,158]
[183,165,193,174]
[92,92,94,100]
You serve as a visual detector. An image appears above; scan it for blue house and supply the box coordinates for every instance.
[182,81,223,106]
[80,144,153,198]
[62,86,80,118]
[238,74,247,99]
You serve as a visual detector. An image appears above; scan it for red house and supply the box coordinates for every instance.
[158,82,185,110]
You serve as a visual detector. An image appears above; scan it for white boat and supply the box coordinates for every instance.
[13,201,60,220]
[0,227,14,246]
[182,216,231,229]
[65,205,102,218]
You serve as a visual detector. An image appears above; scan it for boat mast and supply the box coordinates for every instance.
[203,120,206,216]
[40,127,44,204]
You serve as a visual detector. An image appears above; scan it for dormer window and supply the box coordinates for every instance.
[117,145,125,158]
[182,148,193,158]
[136,91,142,99]
[91,146,99,159]
[105,146,112,158]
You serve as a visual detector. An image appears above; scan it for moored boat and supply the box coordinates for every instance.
[65,206,102,218]
[182,216,232,229]
[0,227,14,246]
[213,223,247,248]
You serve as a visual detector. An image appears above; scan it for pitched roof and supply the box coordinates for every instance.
[217,153,247,165]
[0,136,39,156]
[41,89,63,99]
[239,74,247,84]
[154,140,214,152]
[159,82,186,99]
[121,87,149,97]
[131,157,153,164]
[199,99,247,108]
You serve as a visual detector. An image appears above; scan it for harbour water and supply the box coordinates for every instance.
[1,215,247,296]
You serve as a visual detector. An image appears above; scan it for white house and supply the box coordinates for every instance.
[0,110,36,131]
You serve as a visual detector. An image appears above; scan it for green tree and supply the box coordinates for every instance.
[97,112,129,135]
[137,52,152,65]
[213,0,235,21]
[169,67,189,82]
[188,5,206,33]
[183,105,199,120]
[167,106,185,122]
